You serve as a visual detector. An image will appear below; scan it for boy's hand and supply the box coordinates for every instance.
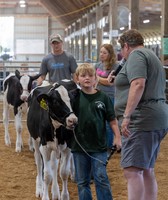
[113,136,122,152]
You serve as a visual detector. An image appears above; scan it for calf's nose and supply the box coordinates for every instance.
[66,114,78,128]
[21,95,28,102]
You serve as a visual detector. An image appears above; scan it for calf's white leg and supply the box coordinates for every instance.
[40,145,52,200]
[59,146,72,200]
[15,108,23,152]
[50,151,60,200]
[33,139,43,198]
[70,153,75,182]
[28,135,34,152]
[3,93,11,146]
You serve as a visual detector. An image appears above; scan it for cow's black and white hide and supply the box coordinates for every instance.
[27,80,78,200]
[3,70,41,152]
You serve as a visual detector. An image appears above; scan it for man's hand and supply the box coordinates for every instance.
[121,118,131,137]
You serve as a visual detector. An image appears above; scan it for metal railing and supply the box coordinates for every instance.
[0,61,168,98]
[0,61,41,93]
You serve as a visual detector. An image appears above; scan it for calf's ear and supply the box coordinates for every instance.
[15,70,21,79]
[37,94,49,110]
[69,88,80,100]
[31,73,42,81]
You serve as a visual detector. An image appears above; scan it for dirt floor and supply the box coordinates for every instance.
[0,108,167,199]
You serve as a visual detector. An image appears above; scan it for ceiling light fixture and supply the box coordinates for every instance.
[120,27,125,30]
[19,0,26,8]
[19,0,25,3]
[143,19,150,24]
[20,4,26,7]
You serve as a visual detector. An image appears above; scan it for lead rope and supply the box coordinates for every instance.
[73,129,107,166]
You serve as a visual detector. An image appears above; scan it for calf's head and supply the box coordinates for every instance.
[37,84,78,129]
[15,70,41,101]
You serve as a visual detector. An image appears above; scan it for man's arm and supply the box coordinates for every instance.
[121,78,146,137]
[124,78,145,118]
[37,75,46,85]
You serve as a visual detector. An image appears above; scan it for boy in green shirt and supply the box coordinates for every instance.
[71,63,121,200]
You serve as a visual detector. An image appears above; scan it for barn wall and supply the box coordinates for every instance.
[0,5,65,61]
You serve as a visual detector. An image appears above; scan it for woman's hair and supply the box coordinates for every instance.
[76,63,96,77]
[118,29,144,48]
[100,43,117,70]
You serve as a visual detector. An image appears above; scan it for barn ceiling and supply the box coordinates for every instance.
[0,0,161,35]
[0,0,161,29]
[40,0,101,26]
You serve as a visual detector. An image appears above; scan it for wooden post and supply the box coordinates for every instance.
[129,0,139,29]
[109,0,118,46]
[161,0,168,66]
[96,4,103,62]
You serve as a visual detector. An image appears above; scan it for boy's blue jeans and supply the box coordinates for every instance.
[106,97,115,149]
[106,121,114,148]
[73,151,113,200]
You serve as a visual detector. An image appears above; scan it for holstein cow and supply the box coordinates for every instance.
[27,80,78,200]
[3,70,41,152]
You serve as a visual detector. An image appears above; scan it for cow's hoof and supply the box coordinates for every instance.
[15,147,22,152]
[52,194,60,200]
[61,193,69,200]
[29,145,34,152]
[36,191,43,198]
[52,198,60,200]
[5,141,11,147]
[36,184,43,198]
[42,196,49,200]
[5,138,11,146]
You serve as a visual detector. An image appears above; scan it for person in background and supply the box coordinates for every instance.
[109,29,168,200]
[37,33,78,85]
[117,51,123,61]
[71,63,121,200]
[95,44,119,152]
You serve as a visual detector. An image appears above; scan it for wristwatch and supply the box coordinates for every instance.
[123,114,130,119]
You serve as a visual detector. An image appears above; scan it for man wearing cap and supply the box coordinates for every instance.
[38,33,78,85]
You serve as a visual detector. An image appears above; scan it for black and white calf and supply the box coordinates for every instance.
[27,80,78,200]
[3,70,41,152]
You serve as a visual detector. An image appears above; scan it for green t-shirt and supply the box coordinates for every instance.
[115,48,168,131]
[71,90,116,152]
